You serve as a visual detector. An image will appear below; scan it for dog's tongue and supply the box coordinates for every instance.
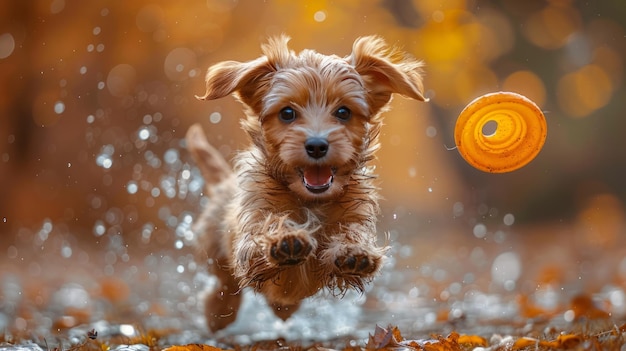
[303,166,333,187]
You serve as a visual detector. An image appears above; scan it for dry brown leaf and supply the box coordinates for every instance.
[366,324,405,350]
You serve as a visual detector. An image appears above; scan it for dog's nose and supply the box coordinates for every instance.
[305,137,329,159]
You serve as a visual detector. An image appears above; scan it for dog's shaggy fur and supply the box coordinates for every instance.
[186,35,425,331]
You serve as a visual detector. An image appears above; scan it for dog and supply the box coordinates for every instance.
[186,35,425,331]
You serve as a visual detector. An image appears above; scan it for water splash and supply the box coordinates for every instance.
[96,144,115,169]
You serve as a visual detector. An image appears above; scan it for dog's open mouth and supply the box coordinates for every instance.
[302,165,334,194]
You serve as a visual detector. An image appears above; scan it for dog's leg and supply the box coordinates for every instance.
[320,222,388,290]
[204,258,242,331]
[233,212,319,285]
[186,124,244,331]
[195,203,243,332]
[267,215,316,266]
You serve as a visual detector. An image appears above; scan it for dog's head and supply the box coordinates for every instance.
[197,35,425,201]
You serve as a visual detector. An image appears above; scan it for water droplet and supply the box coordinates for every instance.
[120,324,136,337]
[181,169,191,180]
[127,181,138,194]
[105,250,117,265]
[136,4,164,33]
[7,245,17,258]
[209,111,222,124]
[52,283,90,310]
[54,101,65,114]
[14,318,27,331]
[138,127,151,140]
[61,244,72,258]
[426,126,437,138]
[503,213,515,226]
[164,47,197,81]
[0,33,16,59]
[107,64,136,97]
[407,167,417,178]
[162,177,176,198]
[473,223,487,238]
[97,155,112,169]
[175,240,183,249]
[50,0,65,14]
[92,26,101,35]
[164,148,179,164]
[313,10,326,22]
[452,201,464,217]
[93,220,106,236]
[609,289,625,307]
[491,251,521,289]
[150,187,160,197]
[96,144,114,169]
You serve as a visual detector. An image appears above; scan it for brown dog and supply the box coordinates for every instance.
[186,35,425,331]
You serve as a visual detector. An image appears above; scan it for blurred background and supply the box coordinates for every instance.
[1,0,626,339]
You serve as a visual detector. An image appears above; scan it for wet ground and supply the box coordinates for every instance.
[2,206,626,350]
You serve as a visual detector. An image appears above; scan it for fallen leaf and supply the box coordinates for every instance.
[366,325,404,350]
[457,334,488,347]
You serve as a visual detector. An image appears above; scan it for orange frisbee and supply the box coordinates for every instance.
[454,91,547,173]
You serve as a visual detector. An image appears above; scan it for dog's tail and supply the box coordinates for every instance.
[185,123,233,185]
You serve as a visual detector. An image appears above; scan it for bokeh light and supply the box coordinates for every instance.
[557,64,613,118]
[522,2,582,50]
[502,70,546,108]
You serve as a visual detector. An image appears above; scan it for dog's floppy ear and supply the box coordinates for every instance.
[196,35,293,114]
[195,56,273,113]
[349,36,426,113]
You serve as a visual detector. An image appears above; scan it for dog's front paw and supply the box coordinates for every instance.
[333,245,382,277]
[269,234,314,266]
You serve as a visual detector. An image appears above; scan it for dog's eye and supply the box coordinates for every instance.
[279,107,297,123]
[334,106,352,121]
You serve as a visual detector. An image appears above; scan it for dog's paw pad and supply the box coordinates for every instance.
[335,253,379,275]
[270,235,312,266]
